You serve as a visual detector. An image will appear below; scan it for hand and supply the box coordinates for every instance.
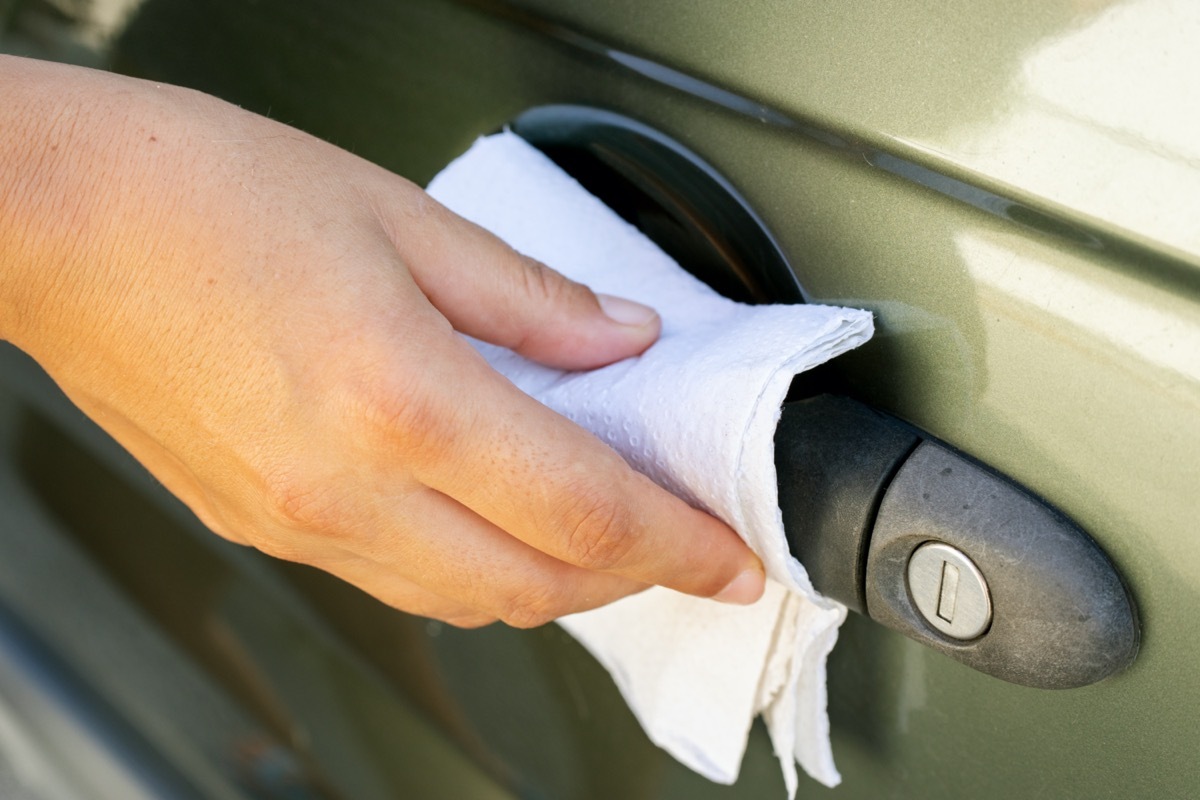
[0,57,765,627]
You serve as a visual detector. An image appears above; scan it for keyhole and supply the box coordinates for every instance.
[907,542,993,640]
[936,561,960,623]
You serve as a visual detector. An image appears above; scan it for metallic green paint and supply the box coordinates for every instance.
[3,0,1197,797]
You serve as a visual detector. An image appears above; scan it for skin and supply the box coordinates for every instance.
[0,56,765,628]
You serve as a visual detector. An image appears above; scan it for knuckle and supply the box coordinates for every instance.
[498,582,567,630]
[517,257,558,303]
[559,490,637,571]
[518,257,580,308]
[262,474,338,532]
[353,376,457,463]
[260,470,346,538]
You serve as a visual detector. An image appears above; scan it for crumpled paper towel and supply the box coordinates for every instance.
[427,132,873,795]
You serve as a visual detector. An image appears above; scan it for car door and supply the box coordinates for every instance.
[2,1,1197,798]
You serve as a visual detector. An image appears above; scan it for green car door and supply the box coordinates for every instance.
[1,1,1196,797]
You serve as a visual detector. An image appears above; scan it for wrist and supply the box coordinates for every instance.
[0,57,187,367]
[2,58,108,351]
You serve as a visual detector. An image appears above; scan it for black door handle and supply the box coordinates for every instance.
[775,394,1139,689]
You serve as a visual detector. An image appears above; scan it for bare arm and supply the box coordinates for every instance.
[0,56,765,627]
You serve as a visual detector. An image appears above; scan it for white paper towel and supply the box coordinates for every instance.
[427,132,873,795]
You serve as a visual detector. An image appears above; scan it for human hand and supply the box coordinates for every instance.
[0,57,765,627]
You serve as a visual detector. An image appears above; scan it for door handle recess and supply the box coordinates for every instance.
[775,394,1139,689]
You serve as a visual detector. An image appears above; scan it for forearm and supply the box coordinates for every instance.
[2,57,120,352]
[0,56,228,369]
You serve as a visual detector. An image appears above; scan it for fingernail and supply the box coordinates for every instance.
[597,293,659,328]
[713,568,766,605]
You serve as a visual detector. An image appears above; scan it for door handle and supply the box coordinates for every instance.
[776,394,1139,688]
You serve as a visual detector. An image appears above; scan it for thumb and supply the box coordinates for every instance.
[393,194,661,370]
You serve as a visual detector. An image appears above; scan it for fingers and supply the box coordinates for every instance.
[256,473,647,627]
[399,340,767,605]
[365,185,765,604]
[380,194,661,370]
[383,485,648,620]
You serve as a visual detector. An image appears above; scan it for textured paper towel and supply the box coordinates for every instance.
[427,133,873,795]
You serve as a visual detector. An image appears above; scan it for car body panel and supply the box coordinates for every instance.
[2,0,1198,797]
